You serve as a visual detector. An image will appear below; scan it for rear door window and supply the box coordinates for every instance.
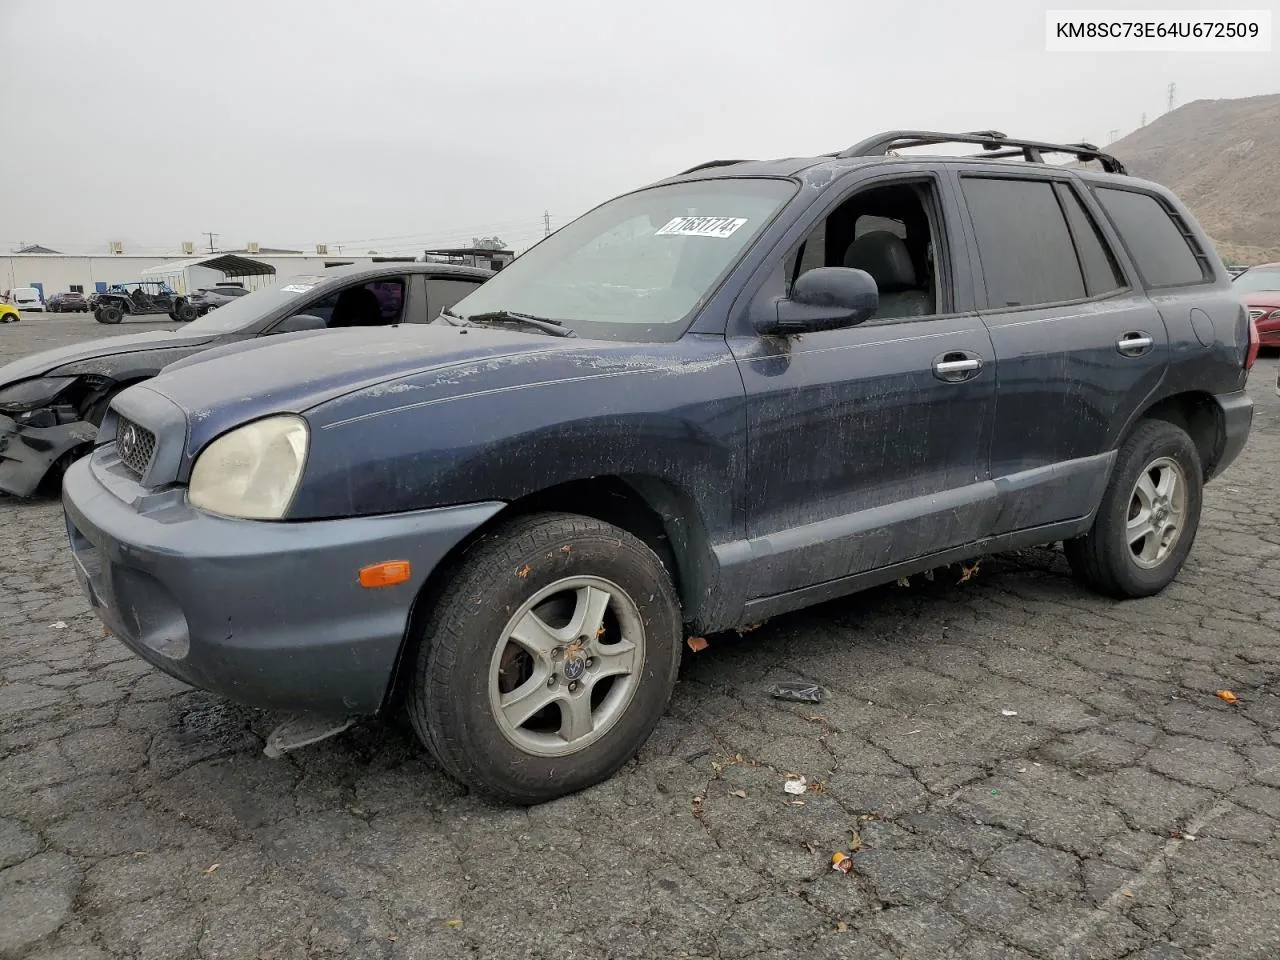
[1093,187,1208,288]
[960,177,1086,308]
[428,278,484,318]
[1055,184,1126,297]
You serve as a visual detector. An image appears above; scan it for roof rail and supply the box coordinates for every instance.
[836,130,1127,174]
[678,159,752,175]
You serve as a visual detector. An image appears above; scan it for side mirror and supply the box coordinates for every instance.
[275,313,327,334]
[757,266,878,335]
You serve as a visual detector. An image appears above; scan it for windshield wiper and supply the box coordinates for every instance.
[461,309,577,338]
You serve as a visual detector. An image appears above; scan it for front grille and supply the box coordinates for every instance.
[1249,308,1267,322]
[115,416,157,477]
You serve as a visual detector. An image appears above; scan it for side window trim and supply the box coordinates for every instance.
[1089,184,1213,290]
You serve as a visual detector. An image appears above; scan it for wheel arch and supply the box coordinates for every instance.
[1129,391,1223,480]
[379,474,716,714]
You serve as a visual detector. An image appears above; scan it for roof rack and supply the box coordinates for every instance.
[678,159,752,175]
[836,130,1127,174]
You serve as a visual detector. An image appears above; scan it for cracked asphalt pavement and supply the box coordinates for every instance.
[3,316,1280,960]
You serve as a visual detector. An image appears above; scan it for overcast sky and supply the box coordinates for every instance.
[1,0,1275,256]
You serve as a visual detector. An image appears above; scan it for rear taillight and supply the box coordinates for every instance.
[1245,313,1260,371]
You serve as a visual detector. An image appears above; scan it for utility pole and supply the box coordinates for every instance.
[1108,128,1120,143]
[1141,112,1147,127]
[203,231,218,253]
[543,210,551,238]
[1167,82,1176,113]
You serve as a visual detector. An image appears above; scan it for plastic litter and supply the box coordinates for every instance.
[49,621,67,629]
[263,714,356,757]
[1001,709,1018,717]
[1215,690,1239,704]
[831,851,853,873]
[784,775,808,795]
[770,682,826,704]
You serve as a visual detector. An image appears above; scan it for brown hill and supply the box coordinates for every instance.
[1105,93,1280,265]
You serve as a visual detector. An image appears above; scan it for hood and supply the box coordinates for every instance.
[142,324,570,442]
[0,329,219,385]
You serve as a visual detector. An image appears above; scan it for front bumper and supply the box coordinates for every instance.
[0,413,97,496]
[62,456,503,714]
[1211,390,1252,478]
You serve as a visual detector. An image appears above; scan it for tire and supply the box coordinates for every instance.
[407,512,682,804]
[1064,419,1203,598]
[97,304,123,324]
[175,302,196,322]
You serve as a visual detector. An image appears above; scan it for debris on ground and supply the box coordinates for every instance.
[203,863,220,875]
[445,919,463,928]
[692,795,704,813]
[687,636,709,653]
[515,564,530,578]
[770,681,826,703]
[831,851,853,874]
[729,789,747,799]
[1216,690,1239,704]
[1001,709,1019,717]
[50,621,67,629]
[897,577,911,588]
[958,562,980,584]
[1171,830,1197,841]
[784,775,808,795]
[736,622,764,635]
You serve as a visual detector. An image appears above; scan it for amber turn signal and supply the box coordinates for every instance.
[359,560,412,588]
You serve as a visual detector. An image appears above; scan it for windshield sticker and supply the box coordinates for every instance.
[655,216,748,239]
[280,282,317,294]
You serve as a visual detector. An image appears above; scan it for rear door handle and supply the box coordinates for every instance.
[932,352,984,382]
[1117,332,1154,356]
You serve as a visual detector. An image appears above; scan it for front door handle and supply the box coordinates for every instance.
[933,352,984,382]
[1117,332,1154,356]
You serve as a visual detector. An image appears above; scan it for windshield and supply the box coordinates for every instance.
[448,178,797,341]
[183,276,328,332]
[1234,267,1280,293]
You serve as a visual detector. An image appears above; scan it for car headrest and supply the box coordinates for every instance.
[843,231,917,292]
[331,287,382,327]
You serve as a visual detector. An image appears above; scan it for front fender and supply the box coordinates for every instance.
[0,414,97,496]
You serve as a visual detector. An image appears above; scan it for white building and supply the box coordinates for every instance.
[0,251,401,301]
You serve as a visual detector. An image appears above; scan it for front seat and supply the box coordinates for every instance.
[843,231,934,319]
[328,286,383,328]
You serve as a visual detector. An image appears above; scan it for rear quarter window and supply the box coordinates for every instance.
[1093,187,1208,288]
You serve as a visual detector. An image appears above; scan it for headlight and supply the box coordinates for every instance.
[0,376,79,414]
[188,415,309,520]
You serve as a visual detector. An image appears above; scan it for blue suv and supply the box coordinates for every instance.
[62,131,1257,803]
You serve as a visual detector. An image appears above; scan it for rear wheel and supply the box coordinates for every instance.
[1064,419,1203,598]
[96,304,123,324]
[407,513,682,804]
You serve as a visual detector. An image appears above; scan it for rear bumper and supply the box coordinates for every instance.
[1211,390,1252,478]
[62,456,503,714]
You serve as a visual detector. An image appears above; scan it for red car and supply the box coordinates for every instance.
[1234,262,1280,349]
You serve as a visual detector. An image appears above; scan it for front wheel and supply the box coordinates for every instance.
[1064,419,1203,598]
[96,305,123,324]
[407,513,682,804]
